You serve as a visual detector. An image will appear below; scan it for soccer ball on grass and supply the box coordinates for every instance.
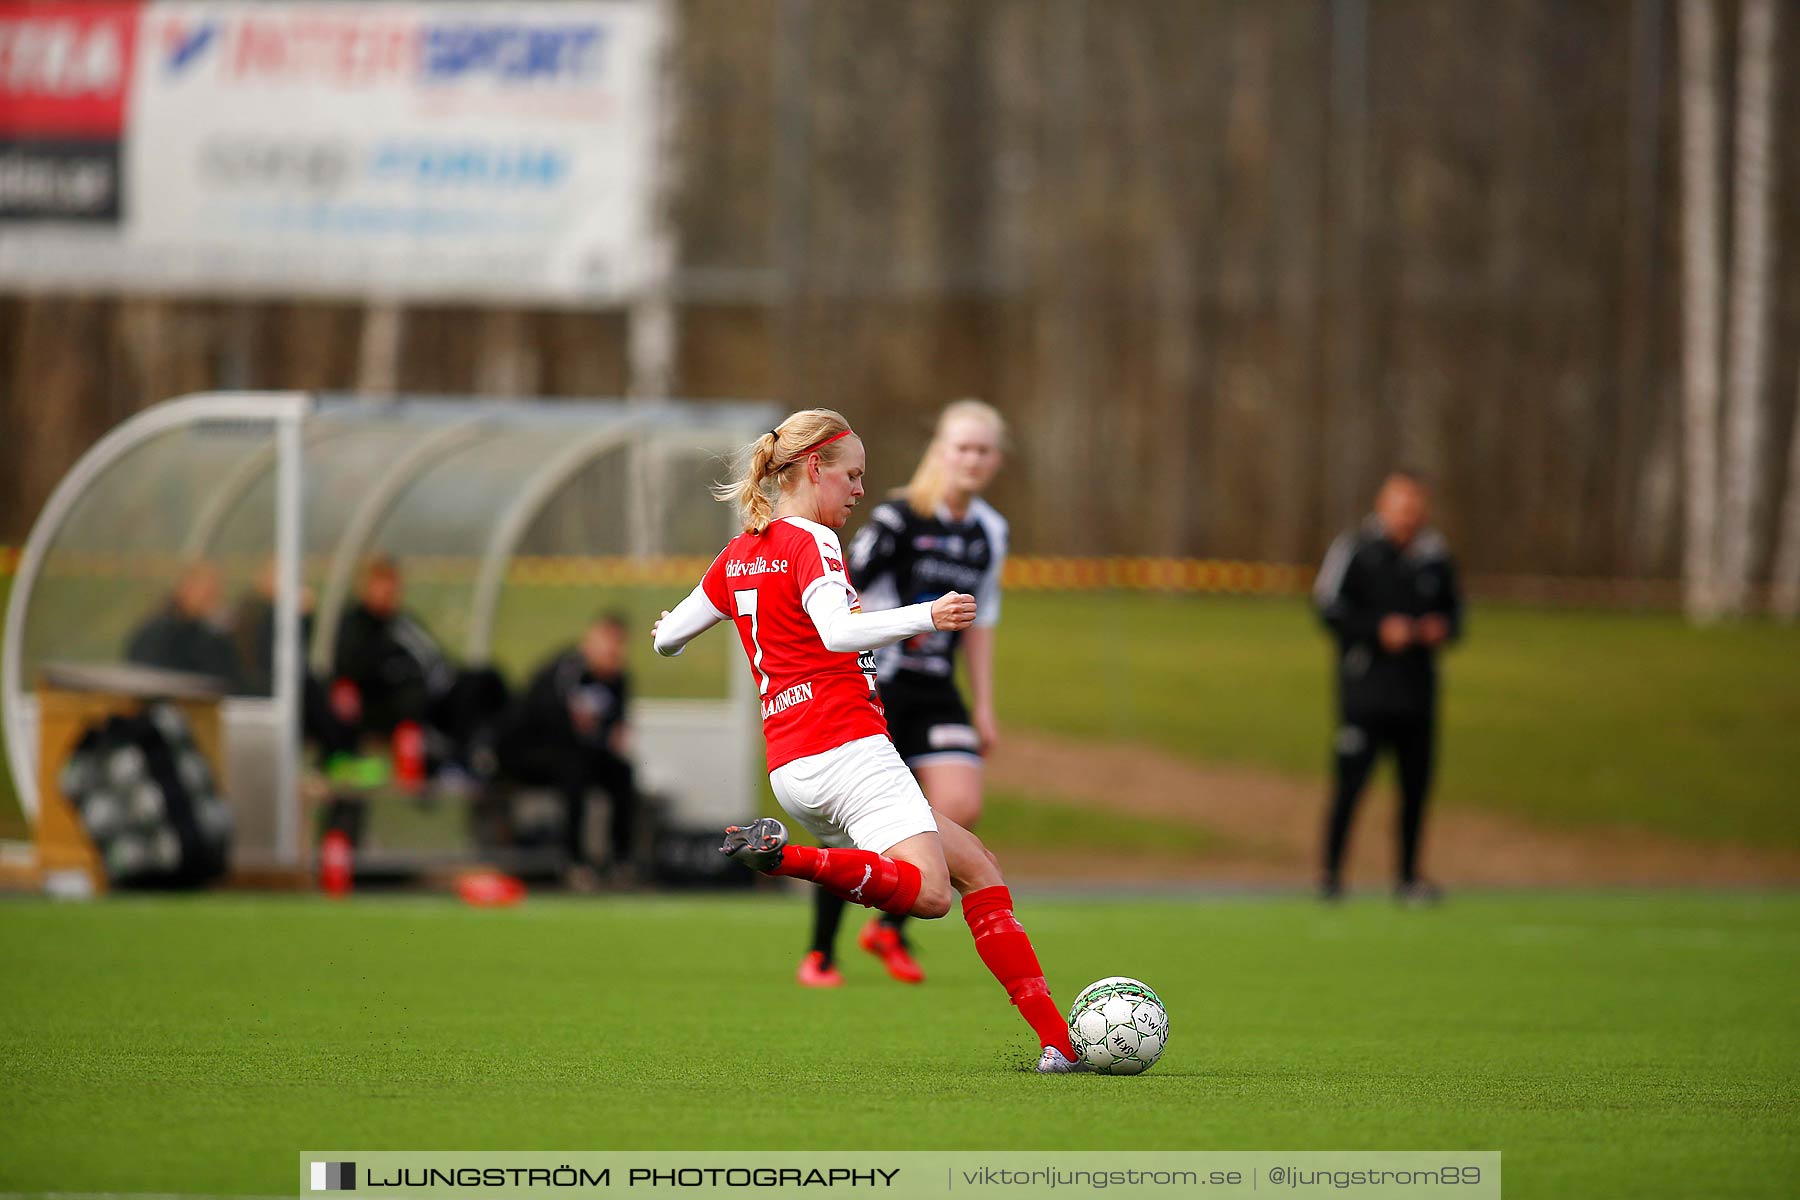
[1067,976,1167,1075]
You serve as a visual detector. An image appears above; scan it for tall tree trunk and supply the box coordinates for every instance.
[355,303,405,397]
[1677,0,1723,621]
[1770,376,1800,619]
[1616,0,1666,574]
[1117,9,1200,557]
[1321,0,1371,532]
[1717,0,1779,614]
[770,0,813,408]
[1029,0,1091,547]
[473,311,540,396]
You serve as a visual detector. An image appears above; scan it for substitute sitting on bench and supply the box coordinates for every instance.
[495,614,641,890]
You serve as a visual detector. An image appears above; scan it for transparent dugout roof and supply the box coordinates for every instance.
[10,394,776,698]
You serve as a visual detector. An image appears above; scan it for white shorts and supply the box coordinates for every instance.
[768,735,939,854]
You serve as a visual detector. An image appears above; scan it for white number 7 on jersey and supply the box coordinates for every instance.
[733,588,771,695]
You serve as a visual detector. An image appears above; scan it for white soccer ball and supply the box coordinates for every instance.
[151,827,182,870]
[59,754,96,798]
[106,745,146,788]
[128,781,165,825]
[81,789,124,840]
[1067,976,1168,1075]
[177,749,213,794]
[196,796,234,842]
[149,703,191,747]
[107,833,148,876]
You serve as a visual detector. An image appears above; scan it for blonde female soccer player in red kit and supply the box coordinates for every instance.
[652,408,1082,1072]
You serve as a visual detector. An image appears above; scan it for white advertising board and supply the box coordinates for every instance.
[0,1,667,302]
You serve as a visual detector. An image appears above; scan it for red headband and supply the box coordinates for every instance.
[787,428,854,461]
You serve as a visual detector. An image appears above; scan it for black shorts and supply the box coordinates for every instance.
[879,676,983,767]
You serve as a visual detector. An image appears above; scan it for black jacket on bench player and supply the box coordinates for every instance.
[847,496,1009,767]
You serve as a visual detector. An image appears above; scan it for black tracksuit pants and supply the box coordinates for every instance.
[500,738,637,868]
[1323,710,1435,886]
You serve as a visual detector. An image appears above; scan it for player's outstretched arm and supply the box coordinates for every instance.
[803,587,975,654]
[653,583,726,657]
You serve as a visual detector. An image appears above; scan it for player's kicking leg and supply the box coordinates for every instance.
[721,816,1078,1071]
[720,818,948,917]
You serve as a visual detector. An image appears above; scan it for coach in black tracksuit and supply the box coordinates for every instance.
[1314,472,1462,902]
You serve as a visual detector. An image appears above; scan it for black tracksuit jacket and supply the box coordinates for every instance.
[1313,519,1463,723]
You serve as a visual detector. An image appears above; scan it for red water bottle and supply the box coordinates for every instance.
[320,830,353,898]
[393,720,426,791]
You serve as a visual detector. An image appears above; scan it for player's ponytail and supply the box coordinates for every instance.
[902,398,1008,517]
[714,408,855,533]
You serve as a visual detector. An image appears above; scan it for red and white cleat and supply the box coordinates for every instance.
[1034,1046,1088,1074]
[859,918,925,984]
[795,951,844,988]
[719,817,788,872]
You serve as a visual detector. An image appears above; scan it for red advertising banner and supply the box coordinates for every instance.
[0,2,142,137]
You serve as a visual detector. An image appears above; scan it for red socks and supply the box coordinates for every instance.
[962,885,1076,1059]
[771,862,1070,1057]
[772,845,923,916]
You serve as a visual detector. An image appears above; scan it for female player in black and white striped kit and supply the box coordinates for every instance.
[798,399,1010,987]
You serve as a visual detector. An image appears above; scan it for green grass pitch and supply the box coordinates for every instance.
[2,891,1794,1199]
[992,593,1800,848]
[7,580,1798,850]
